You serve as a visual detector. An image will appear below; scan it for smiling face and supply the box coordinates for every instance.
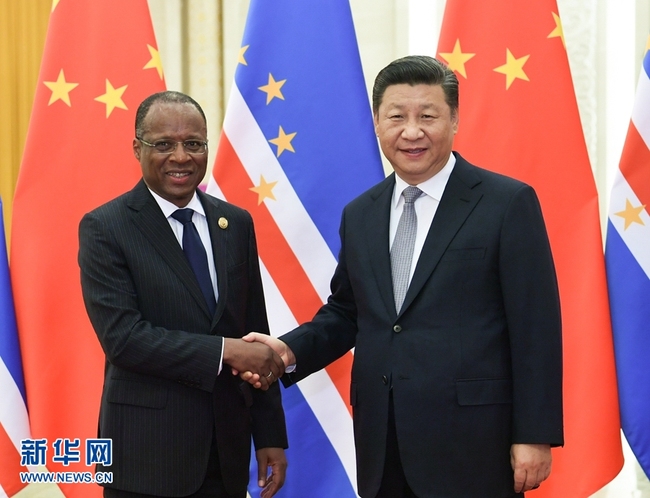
[133,101,208,207]
[374,83,458,185]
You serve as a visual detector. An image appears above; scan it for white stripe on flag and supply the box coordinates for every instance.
[206,176,224,199]
[608,170,650,279]
[631,62,650,148]
[221,85,337,301]
[0,357,30,454]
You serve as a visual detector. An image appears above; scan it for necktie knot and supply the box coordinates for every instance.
[171,208,194,225]
[402,186,422,204]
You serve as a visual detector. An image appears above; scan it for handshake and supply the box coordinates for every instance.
[223,333,296,390]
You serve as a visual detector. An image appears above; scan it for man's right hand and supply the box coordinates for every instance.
[223,338,284,391]
[234,333,296,389]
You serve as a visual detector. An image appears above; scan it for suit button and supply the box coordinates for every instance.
[393,324,402,333]
[382,375,388,385]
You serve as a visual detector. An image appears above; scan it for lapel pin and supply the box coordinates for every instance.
[218,217,228,229]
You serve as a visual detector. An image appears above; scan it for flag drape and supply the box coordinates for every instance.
[438,1,623,496]
[606,39,650,480]
[0,199,31,497]
[208,1,384,495]
[11,1,165,495]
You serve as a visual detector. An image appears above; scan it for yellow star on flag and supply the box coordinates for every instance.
[494,49,530,89]
[43,69,79,106]
[52,0,60,12]
[94,79,128,118]
[269,126,297,157]
[615,199,646,230]
[548,12,566,48]
[239,45,249,66]
[439,39,475,78]
[258,74,286,104]
[143,44,164,80]
[249,176,278,205]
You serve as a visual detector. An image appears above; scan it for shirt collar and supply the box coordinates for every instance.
[392,152,456,208]
[147,188,206,219]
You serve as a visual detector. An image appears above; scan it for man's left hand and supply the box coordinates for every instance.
[255,447,287,498]
[510,443,551,493]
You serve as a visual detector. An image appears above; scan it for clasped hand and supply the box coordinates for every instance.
[230,333,295,389]
[223,337,284,390]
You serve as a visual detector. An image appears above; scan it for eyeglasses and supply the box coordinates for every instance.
[137,137,208,155]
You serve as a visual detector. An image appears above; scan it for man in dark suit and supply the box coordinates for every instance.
[241,56,563,497]
[79,91,287,498]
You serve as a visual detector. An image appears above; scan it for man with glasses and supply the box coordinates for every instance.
[79,91,287,498]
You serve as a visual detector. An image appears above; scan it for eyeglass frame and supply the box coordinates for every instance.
[136,137,209,155]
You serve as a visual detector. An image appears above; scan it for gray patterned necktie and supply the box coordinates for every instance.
[391,186,423,313]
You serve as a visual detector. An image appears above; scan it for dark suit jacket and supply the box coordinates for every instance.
[79,180,287,497]
[281,153,563,498]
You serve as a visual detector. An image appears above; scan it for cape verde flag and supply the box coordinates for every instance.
[0,199,32,497]
[207,0,384,495]
[605,37,650,479]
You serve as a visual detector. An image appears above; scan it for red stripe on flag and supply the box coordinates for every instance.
[620,121,650,211]
[214,133,352,412]
[0,424,28,495]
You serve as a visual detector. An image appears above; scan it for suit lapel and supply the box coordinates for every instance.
[198,190,228,326]
[399,156,483,316]
[362,176,397,318]
[127,180,213,319]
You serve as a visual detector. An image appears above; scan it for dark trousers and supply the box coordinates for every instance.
[376,392,417,498]
[375,393,526,498]
[103,434,245,498]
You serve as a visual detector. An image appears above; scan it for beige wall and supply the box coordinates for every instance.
[0,0,50,243]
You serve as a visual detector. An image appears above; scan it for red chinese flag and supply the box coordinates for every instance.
[438,1,622,496]
[11,1,165,495]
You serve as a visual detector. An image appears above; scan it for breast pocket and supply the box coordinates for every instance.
[228,261,247,282]
[441,247,486,262]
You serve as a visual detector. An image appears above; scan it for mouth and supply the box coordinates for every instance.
[401,148,426,156]
[167,171,192,178]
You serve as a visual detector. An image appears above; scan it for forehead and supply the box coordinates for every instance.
[143,102,206,136]
[380,83,448,110]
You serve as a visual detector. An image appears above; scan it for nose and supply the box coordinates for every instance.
[169,142,191,161]
[401,120,424,140]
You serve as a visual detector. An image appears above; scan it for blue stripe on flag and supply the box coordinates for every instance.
[605,221,650,474]
[0,199,27,402]
[235,0,384,256]
[248,385,357,497]
[643,49,650,80]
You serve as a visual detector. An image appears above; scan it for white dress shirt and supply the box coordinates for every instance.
[389,153,456,286]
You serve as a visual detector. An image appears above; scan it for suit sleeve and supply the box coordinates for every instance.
[78,210,222,392]
[499,185,563,446]
[281,208,358,386]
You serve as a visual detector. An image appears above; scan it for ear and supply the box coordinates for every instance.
[133,138,141,160]
[452,110,459,134]
[373,113,379,136]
